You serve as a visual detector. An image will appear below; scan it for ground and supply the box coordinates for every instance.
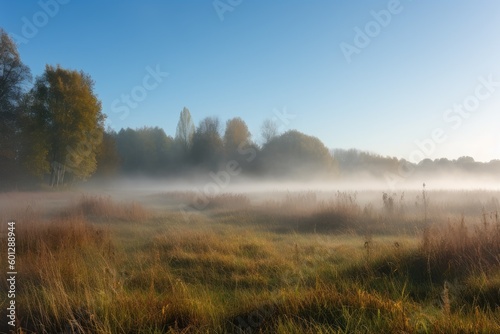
[1,188,499,333]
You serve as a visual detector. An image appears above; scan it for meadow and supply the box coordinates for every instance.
[1,187,500,333]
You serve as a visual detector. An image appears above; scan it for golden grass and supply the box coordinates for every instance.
[422,214,500,280]
[2,191,500,333]
[70,194,151,222]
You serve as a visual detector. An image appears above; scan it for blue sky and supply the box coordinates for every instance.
[2,0,500,162]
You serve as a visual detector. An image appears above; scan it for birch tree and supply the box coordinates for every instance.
[23,65,104,185]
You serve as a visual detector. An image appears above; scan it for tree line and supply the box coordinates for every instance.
[95,110,336,180]
[0,29,336,188]
[1,28,499,189]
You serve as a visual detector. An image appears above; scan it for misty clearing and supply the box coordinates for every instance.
[2,2,500,332]
[1,185,500,333]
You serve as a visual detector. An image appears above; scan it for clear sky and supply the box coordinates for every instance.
[2,0,500,162]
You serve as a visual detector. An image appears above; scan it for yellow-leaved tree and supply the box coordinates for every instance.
[22,65,104,186]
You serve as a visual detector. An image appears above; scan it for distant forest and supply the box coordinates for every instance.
[1,29,499,190]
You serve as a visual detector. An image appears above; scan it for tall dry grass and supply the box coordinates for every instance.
[69,194,151,222]
[2,190,500,333]
[422,212,500,279]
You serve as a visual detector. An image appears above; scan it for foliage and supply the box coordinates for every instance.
[21,65,104,185]
[191,116,224,170]
[0,29,31,187]
[3,22,500,188]
[260,130,337,177]
[175,107,195,151]
[94,130,121,177]
[224,117,251,153]
[115,126,173,175]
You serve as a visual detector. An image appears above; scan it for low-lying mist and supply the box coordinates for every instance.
[3,169,500,333]
[81,170,500,198]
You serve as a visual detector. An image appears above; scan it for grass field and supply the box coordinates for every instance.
[1,188,500,333]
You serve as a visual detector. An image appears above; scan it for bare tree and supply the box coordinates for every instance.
[261,118,278,144]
